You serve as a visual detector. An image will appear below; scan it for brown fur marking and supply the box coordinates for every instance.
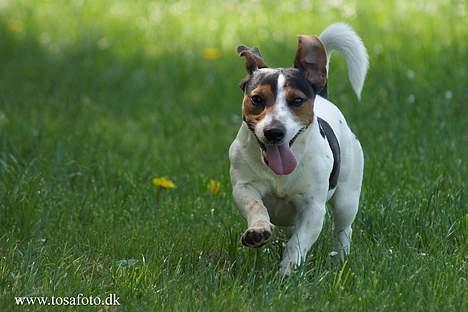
[242,84,275,128]
[294,35,328,93]
[284,86,314,125]
[243,80,315,130]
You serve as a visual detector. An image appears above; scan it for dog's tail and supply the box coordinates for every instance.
[319,23,369,100]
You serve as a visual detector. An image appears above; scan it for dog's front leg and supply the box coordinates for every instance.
[279,198,326,275]
[233,183,273,248]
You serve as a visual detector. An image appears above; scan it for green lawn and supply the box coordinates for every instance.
[0,0,467,310]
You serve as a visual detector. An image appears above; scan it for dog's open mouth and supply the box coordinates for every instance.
[260,128,304,175]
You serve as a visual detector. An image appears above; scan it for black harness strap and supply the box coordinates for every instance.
[317,117,340,190]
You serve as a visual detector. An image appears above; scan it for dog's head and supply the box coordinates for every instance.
[238,36,327,175]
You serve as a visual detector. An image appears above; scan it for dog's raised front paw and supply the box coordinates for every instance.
[241,221,272,248]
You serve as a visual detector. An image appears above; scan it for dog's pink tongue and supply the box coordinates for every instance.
[265,143,297,175]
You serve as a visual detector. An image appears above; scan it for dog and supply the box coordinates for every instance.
[229,23,368,275]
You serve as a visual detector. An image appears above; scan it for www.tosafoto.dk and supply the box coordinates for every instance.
[14,293,120,306]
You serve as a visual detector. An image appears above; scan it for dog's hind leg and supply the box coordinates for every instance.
[330,141,364,260]
[330,190,360,259]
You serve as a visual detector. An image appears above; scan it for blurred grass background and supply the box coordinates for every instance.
[0,0,467,310]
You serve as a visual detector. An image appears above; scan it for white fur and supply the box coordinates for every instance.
[255,73,302,145]
[229,24,367,275]
[319,23,369,99]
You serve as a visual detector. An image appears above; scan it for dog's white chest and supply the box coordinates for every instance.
[262,193,300,226]
[258,171,313,226]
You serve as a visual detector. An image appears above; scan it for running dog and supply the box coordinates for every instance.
[229,23,369,275]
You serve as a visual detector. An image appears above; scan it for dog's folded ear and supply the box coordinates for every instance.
[294,35,328,93]
[237,45,268,74]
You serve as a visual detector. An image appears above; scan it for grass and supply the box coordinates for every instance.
[0,0,467,310]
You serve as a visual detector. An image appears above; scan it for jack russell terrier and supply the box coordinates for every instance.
[229,23,369,275]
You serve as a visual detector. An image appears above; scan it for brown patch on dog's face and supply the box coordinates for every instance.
[284,86,314,126]
[242,84,276,131]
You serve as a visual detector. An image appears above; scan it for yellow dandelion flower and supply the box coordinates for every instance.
[7,20,23,33]
[152,177,176,189]
[202,48,221,60]
[207,179,221,194]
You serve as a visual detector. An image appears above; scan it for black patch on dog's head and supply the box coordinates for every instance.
[241,68,317,100]
[280,68,315,99]
[241,69,280,96]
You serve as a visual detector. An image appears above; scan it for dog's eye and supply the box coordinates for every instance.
[290,97,306,107]
[250,95,265,107]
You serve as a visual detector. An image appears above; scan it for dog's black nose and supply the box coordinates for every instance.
[264,124,286,143]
